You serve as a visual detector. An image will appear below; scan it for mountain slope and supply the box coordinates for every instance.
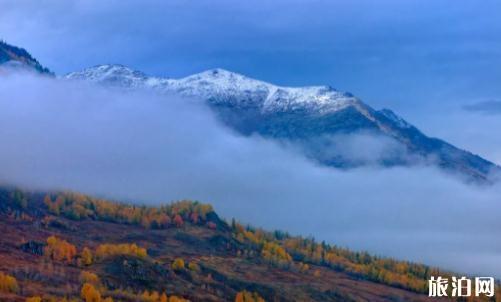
[0,186,451,301]
[66,65,500,183]
[0,40,52,74]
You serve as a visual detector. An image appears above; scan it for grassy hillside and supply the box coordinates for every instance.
[0,186,496,301]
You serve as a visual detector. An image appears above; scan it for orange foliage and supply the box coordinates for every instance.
[188,261,200,272]
[43,193,214,230]
[80,271,100,285]
[189,212,199,224]
[81,283,101,302]
[171,258,185,271]
[233,223,437,294]
[81,247,93,266]
[235,290,265,302]
[95,243,147,260]
[44,236,77,263]
[261,242,292,266]
[141,290,160,302]
[0,272,18,293]
[160,293,168,302]
[298,262,310,273]
[107,289,186,302]
[173,214,184,227]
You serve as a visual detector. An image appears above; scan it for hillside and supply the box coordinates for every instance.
[0,41,52,75]
[0,186,468,302]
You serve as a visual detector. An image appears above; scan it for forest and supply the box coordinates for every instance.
[0,187,498,301]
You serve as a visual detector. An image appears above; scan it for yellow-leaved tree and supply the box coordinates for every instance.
[171,258,185,271]
[95,243,147,260]
[0,272,18,294]
[44,235,77,263]
[81,283,101,302]
[235,290,265,302]
[81,247,93,266]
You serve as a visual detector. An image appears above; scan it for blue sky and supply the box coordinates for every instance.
[2,0,501,161]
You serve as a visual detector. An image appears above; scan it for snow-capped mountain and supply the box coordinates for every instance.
[0,39,496,182]
[66,64,499,183]
[0,40,52,74]
[66,65,361,114]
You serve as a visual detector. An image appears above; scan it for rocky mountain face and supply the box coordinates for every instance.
[1,37,496,183]
[66,65,499,183]
[0,40,52,74]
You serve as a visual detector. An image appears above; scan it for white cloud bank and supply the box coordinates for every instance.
[0,72,500,277]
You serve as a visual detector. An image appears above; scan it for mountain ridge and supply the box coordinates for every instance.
[65,65,361,115]
[0,40,52,75]
[65,64,500,183]
[1,38,497,183]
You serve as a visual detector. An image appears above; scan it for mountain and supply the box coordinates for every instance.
[0,40,52,74]
[66,65,500,183]
[0,186,451,301]
[0,39,496,183]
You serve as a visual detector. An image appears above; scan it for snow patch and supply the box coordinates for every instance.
[65,65,361,114]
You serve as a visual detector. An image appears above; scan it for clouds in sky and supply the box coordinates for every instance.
[1,1,500,101]
[464,100,501,114]
[2,0,501,163]
[1,73,500,277]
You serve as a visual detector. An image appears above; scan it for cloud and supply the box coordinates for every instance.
[463,99,501,114]
[299,131,417,167]
[412,105,501,166]
[0,73,501,277]
[2,0,501,176]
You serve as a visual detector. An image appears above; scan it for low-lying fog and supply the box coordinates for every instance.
[1,72,500,277]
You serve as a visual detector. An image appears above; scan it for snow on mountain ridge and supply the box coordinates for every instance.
[64,64,148,88]
[65,65,360,114]
[378,109,413,129]
[64,64,500,183]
